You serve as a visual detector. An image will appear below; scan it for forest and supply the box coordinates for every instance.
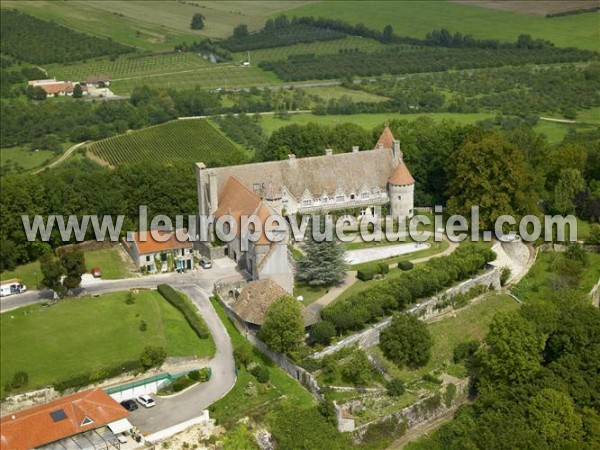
[0,10,133,65]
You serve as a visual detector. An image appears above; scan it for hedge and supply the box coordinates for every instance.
[378,262,390,275]
[357,268,375,281]
[157,284,210,339]
[55,359,143,392]
[321,244,496,333]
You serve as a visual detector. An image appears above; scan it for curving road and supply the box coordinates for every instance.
[1,267,242,436]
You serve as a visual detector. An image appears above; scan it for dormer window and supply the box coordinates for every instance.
[335,195,344,203]
[302,199,312,207]
[81,416,93,426]
[361,192,370,200]
[322,197,328,204]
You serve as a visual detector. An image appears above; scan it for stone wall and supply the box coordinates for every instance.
[215,296,323,401]
[349,378,469,443]
[314,267,500,359]
[196,241,227,260]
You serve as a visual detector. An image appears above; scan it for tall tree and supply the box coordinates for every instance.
[296,219,345,287]
[190,13,205,30]
[379,313,432,369]
[39,253,64,294]
[59,248,86,290]
[233,24,249,39]
[258,296,305,355]
[447,132,539,230]
[72,83,83,98]
[552,168,586,215]
[382,24,394,43]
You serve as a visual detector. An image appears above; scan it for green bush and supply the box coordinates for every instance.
[453,340,480,364]
[171,376,195,392]
[445,383,457,407]
[357,268,375,281]
[233,346,252,368]
[309,320,336,346]
[6,371,29,391]
[500,266,512,286]
[250,365,270,384]
[157,284,210,339]
[140,346,167,370]
[398,261,414,271]
[422,373,442,385]
[55,373,92,392]
[378,262,390,275]
[386,378,406,397]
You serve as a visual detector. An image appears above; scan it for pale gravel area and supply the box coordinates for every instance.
[344,242,431,265]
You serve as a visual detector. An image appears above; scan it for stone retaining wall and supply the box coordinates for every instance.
[314,266,501,359]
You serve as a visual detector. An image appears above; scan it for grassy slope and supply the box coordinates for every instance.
[209,297,315,426]
[285,0,600,50]
[0,291,215,395]
[0,261,41,290]
[84,247,130,280]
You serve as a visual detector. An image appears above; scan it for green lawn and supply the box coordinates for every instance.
[286,0,600,50]
[1,145,61,175]
[0,290,215,396]
[85,247,131,279]
[370,293,520,383]
[294,281,330,306]
[0,261,41,290]
[209,297,315,426]
[259,112,494,135]
[305,85,391,103]
[513,251,600,303]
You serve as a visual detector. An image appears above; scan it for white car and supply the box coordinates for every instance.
[136,394,155,408]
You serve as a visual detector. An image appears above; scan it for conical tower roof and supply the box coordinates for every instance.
[376,125,395,150]
[388,161,414,185]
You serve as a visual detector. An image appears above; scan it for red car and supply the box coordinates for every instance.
[91,267,102,278]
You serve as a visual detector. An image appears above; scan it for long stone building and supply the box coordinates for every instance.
[196,126,415,292]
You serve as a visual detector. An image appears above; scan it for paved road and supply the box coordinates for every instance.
[127,284,236,434]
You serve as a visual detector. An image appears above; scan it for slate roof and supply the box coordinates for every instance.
[0,388,128,450]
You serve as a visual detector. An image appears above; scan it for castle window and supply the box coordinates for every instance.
[335,195,344,203]
[322,197,328,204]
[350,194,355,200]
[302,199,312,207]
[398,195,402,200]
[361,192,369,200]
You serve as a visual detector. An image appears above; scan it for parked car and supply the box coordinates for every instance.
[120,399,138,412]
[137,394,155,408]
[199,257,212,269]
[0,280,27,297]
[91,267,102,278]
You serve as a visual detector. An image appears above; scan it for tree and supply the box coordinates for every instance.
[25,85,46,101]
[476,312,544,384]
[341,349,373,385]
[296,219,345,286]
[72,83,83,98]
[59,248,86,290]
[258,296,305,355]
[233,24,249,39]
[190,13,205,30]
[382,25,394,43]
[233,345,251,368]
[528,388,584,447]
[552,168,586,215]
[386,378,405,397]
[310,320,336,346]
[39,253,64,293]
[379,314,432,369]
[139,346,166,369]
[447,132,539,230]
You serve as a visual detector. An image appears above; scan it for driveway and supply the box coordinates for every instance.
[126,284,236,434]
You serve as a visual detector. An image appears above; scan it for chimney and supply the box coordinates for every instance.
[392,139,403,161]
[288,154,296,162]
[325,148,333,156]
[352,146,359,153]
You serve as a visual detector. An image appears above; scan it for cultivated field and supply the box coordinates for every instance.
[452,0,599,17]
[1,0,312,50]
[0,290,215,396]
[286,1,600,50]
[88,119,244,166]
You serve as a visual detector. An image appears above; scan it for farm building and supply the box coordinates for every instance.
[196,126,415,293]
[122,229,193,273]
[28,79,77,96]
[84,75,111,87]
[0,388,132,450]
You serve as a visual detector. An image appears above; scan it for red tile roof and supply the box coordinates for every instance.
[0,388,128,450]
[132,229,192,254]
[40,82,73,95]
[388,161,415,185]
[376,126,395,150]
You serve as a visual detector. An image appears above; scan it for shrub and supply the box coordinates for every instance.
[157,284,210,339]
[380,314,432,369]
[125,292,135,304]
[197,367,212,382]
[171,376,194,392]
[422,373,442,385]
[139,320,147,332]
[398,261,414,271]
[357,268,375,281]
[309,320,336,346]
[444,383,457,407]
[386,378,405,397]
[250,365,270,384]
[453,340,480,364]
[378,262,390,275]
[500,266,512,286]
[140,346,166,370]
[8,371,29,390]
[233,345,252,368]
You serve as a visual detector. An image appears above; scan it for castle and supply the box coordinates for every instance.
[196,126,415,292]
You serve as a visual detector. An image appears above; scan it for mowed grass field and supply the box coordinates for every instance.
[88,119,244,166]
[286,0,600,50]
[1,0,312,50]
[85,247,132,280]
[258,112,495,135]
[0,290,215,396]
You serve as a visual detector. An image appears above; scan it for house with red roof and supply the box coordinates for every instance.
[123,229,194,273]
[0,388,132,450]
